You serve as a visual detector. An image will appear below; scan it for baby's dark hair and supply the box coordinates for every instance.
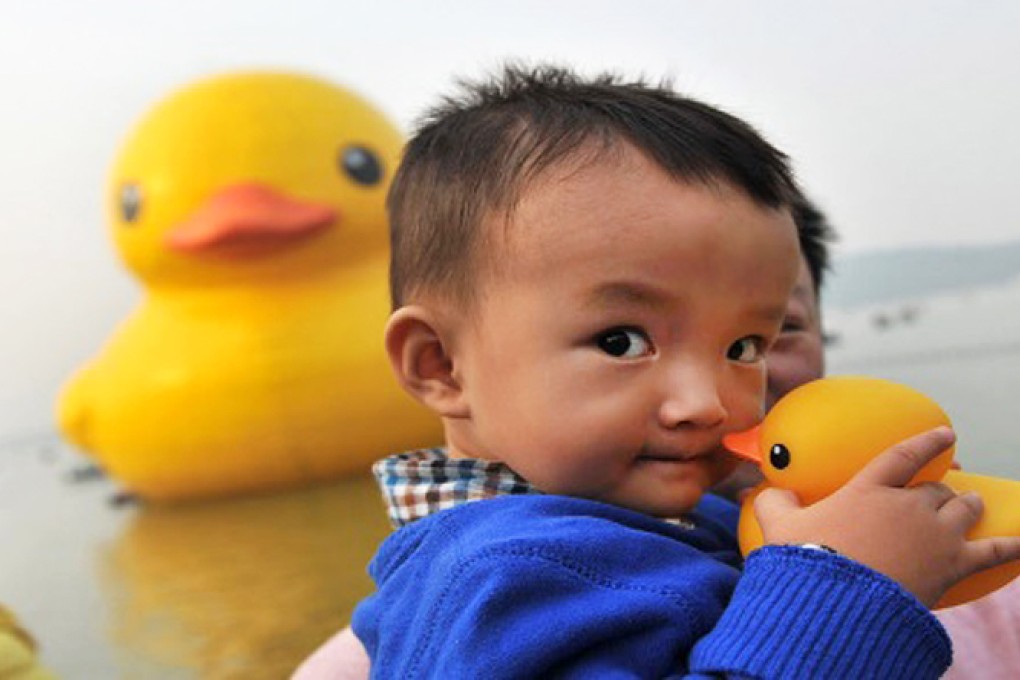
[791,192,838,294]
[389,63,799,309]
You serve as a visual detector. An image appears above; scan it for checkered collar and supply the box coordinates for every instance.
[373,448,540,528]
[373,448,697,530]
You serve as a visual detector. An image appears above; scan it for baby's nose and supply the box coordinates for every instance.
[657,369,727,430]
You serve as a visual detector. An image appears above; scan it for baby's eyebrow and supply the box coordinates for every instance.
[584,281,788,326]
[585,281,670,309]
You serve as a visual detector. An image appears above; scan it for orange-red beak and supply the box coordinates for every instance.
[166,183,336,254]
[722,425,763,465]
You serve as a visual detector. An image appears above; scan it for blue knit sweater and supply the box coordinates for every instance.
[353,494,950,679]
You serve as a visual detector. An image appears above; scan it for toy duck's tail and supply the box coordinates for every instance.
[55,367,94,456]
[938,470,1020,608]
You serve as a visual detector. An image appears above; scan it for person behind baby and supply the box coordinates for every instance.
[347,65,1020,678]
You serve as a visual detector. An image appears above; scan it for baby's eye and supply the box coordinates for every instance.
[596,328,652,358]
[726,336,765,363]
[780,316,806,333]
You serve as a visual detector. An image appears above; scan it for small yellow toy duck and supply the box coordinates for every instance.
[57,71,442,501]
[724,376,1020,609]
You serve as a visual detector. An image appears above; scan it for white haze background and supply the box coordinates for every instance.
[1,1,1019,477]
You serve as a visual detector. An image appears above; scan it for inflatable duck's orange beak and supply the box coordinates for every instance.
[167,183,336,254]
[723,425,763,465]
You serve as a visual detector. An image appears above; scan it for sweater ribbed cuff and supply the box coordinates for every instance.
[690,545,952,679]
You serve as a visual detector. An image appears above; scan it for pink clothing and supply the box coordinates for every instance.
[292,627,369,680]
[938,578,1020,679]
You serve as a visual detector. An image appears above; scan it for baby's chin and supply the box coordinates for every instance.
[606,485,711,520]
[614,457,738,517]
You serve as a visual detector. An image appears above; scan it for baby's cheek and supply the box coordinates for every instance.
[728,375,768,427]
[712,451,741,483]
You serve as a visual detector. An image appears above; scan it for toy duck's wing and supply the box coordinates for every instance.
[55,364,95,455]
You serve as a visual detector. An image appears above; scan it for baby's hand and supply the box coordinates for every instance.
[754,426,1020,607]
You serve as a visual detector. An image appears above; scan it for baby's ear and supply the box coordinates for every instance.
[384,306,469,418]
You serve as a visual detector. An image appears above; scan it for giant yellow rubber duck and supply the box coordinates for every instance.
[57,71,442,501]
[724,376,1020,609]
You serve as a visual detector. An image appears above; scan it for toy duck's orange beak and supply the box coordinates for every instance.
[166,183,336,254]
[723,425,763,465]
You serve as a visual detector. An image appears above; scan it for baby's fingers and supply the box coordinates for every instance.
[943,492,1020,577]
[939,491,985,533]
[915,481,958,509]
[753,487,802,527]
[854,426,956,488]
[960,535,1020,576]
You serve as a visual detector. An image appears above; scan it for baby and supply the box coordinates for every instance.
[349,65,1018,678]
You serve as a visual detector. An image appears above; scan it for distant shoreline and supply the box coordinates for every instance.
[825,241,1020,310]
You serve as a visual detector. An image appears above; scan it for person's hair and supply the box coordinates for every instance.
[388,63,800,309]
[791,192,837,294]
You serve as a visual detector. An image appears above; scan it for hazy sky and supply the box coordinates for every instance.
[3,0,1020,439]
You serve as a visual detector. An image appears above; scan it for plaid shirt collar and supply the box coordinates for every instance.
[373,448,540,528]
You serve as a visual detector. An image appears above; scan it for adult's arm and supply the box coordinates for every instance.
[939,578,1020,679]
[291,626,369,680]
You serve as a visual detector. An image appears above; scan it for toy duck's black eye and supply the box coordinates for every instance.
[769,443,791,470]
[120,183,142,224]
[340,146,382,185]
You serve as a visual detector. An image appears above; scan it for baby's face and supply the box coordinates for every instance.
[448,145,799,517]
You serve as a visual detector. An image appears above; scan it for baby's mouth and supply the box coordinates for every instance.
[638,451,703,464]
[638,441,735,465]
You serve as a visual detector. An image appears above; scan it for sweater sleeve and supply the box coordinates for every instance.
[690,546,952,679]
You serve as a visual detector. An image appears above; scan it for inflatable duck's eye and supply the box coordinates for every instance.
[119,183,143,224]
[340,146,383,186]
[769,443,791,470]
